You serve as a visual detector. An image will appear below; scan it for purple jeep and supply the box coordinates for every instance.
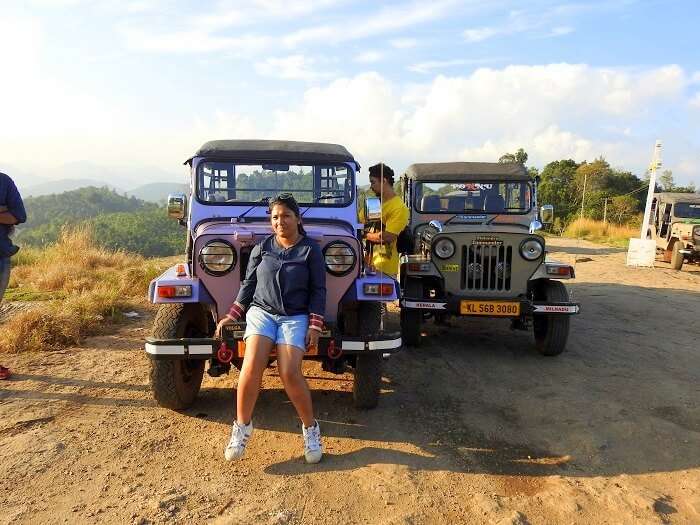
[145,140,402,410]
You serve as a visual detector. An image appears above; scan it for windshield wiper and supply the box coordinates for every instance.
[237,197,270,223]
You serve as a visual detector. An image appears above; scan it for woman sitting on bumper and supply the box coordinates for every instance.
[216,194,326,464]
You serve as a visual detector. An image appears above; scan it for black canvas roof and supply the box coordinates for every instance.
[186,139,358,166]
[654,192,700,203]
[405,162,530,181]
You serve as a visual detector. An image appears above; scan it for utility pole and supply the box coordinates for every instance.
[579,171,588,223]
[640,141,662,239]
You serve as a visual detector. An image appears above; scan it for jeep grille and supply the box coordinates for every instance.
[460,241,513,291]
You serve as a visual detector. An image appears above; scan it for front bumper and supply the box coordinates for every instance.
[145,324,402,360]
[400,298,580,317]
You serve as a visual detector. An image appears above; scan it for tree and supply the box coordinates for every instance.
[656,170,696,193]
[608,195,639,225]
[498,148,528,165]
[538,159,579,220]
[659,170,674,191]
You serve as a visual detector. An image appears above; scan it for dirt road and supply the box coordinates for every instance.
[1,237,699,524]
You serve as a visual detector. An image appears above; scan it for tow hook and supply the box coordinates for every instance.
[327,339,343,359]
[217,341,234,364]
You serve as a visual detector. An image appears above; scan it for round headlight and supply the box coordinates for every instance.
[199,240,236,275]
[433,238,455,259]
[324,241,356,276]
[520,238,544,261]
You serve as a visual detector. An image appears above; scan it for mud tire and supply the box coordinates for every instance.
[533,280,570,357]
[400,279,423,347]
[670,240,684,271]
[345,301,383,409]
[400,308,422,347]
[149,303,207,409]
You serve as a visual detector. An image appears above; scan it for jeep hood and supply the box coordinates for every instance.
[194,220,355,240]
[436,223,532,235]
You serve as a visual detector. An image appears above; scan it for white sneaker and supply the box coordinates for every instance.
[224,420,253,461]
[302,421,323,464]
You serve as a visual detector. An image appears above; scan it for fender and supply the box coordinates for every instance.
[148,264,215,304]
[340,271,400,302]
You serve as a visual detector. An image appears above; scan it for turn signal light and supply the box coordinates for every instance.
[546,265,573,277]
[363,283,394,296]
[157,285,192,298]
[175,264,187,276]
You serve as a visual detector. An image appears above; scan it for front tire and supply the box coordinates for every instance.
[533,280,571,356]
[670,240,684,270]
[400,279,423,347]
[149,303,207,409]
[400,309,422,347]
[344,301,383,409]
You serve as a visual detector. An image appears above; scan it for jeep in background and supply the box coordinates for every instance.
[648,192,700,270]
[145,140,401,410]
[398,162,579,355]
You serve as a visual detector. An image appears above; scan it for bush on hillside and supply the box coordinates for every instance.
[1,226,170,353]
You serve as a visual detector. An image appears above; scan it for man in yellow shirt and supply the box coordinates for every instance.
[364,163,409,277]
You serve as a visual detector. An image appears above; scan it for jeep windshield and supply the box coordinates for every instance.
[197,161,353,206]
[415,181,531,214]
[675,202,700,219]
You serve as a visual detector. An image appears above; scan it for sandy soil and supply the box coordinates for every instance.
[1,237,699,525]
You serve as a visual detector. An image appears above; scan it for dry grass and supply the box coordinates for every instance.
[564,218,639,247]
[1,226,171,353]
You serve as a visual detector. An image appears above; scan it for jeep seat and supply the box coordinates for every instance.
[484,194,505,213]
[421,195,441,212]
[447,197,465,213]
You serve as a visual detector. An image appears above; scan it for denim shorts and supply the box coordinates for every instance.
[244,305,309,352]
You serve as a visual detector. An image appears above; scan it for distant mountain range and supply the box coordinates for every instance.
[4,160,186,202]
[125,182,189,202]
[22,178,124,197]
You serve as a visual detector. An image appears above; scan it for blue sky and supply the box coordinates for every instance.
[1,0,699,188]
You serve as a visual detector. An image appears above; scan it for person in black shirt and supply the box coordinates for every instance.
[0,172,27,380]
[216,194,326,463]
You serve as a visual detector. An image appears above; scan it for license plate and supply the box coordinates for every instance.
[236,341,320,358]
[460,300,520,316]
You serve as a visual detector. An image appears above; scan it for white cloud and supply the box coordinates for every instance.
[690,92,700,109]
[691,72,700,84]
[255,55,332,80]
[121,27,270,54]
[461,2,617,43]
[119,0,344,53]
[244,64,691,179]
[4,60,699,187]
[354,51,383,64]
[283,0,459,48]
[463,26,500,42]
[548,26,575,37]
[389,38,418,49]
[408,58,503,74]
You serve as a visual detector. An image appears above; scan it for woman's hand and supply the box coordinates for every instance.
[215,316,237,339]
[305,328,320,350]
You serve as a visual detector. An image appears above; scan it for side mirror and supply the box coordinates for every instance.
[365,196,382,222]
[540,204,554,225]
[167,193,187,220]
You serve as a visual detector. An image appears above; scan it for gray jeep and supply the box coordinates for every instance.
[398,162,579,355]
[647,192,700,270]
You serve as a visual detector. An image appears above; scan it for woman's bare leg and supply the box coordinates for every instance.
[276,345,314,427]
[236,335,274,424]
